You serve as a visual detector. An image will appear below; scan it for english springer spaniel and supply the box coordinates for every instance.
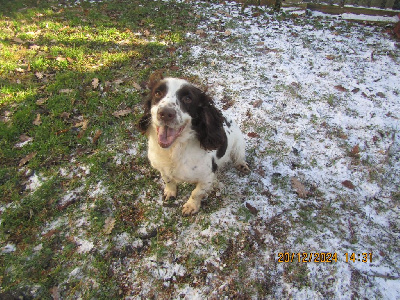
[138,77,249,215]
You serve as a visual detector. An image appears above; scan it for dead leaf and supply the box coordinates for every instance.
[36,98,46,105]
[334,85,347,92]
[263,47,282,53]
[43,229,60,239]
[350,144,360,158]
[50,286,60,300]
[246,109,252,118]
[56,56,66,62]
[224,29,232,36]
[74,119,89,138]
[15,134,33,148]
[92,129,102,144]
[291,82,300,88]
[56,129,69,135]
[60,112,70,120]
[143,29,150,37]
[113,79,124,86]
[252,100,263,108]
[92,78,99,89]
[13,37,24,44]
[291,177,308,199]
[132,81,142,91]
[342,180,355,190]
[196,29,205,35]
[247,132,259,138]
[256,166,266,177]
[33,114,42,126]
[57,194,77,211]
[19,134,32,142]
[167,47,176,54]
[326,55,335,60]
[376,92,385,98]
[221,95,234,110]
[112,109,132,118]
[75,119,89,130]
[15,67,25,73]
[103,217,116,235]
[19,152,37,167]
[104,81,112,92]
[66,57,74,63]
[35,72,44,79]
[245,202,258,215]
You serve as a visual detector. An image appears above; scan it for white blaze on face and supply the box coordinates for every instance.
[152,78,191,148]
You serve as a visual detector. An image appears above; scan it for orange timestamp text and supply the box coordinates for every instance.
[277,252,373,263]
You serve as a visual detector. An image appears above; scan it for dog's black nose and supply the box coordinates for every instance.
[157,107,176,122]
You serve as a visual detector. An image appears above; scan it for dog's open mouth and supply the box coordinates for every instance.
[157,124,186,148]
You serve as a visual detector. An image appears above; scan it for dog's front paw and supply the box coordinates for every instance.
[163,187,177,201]
[182,200,201,216]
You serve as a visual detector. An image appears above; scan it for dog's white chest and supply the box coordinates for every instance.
[148,135,212,184]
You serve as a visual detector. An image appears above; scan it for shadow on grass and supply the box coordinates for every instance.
[1,0,196,165]
[0,0,198,298]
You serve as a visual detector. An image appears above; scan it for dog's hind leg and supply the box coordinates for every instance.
[231,131,250,174]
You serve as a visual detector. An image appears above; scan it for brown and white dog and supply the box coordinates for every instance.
[138,77,249,215]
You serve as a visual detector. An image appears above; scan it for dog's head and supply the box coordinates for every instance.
[138,77,226,150]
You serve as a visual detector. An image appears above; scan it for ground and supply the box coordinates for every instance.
[1,0,399,299]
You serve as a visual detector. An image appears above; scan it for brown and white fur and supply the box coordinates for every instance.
[138,77,249,216]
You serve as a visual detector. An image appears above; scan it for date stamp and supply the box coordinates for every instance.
[277,252,373,263]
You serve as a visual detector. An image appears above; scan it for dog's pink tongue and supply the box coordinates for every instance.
[158,126,178,148]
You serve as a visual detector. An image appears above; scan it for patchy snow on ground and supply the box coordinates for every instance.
[88,180,107,198]
[75,237,95,254]
[65,1,399,298]
[1,243,16,254]
[149,1,399,299]
[307,8,400,23]
[8,1,398,299]
[110,0,400,294]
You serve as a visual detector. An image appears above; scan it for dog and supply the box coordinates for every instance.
[138,77,249,215]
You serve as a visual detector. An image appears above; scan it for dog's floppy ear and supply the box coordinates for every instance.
[147,69,165,90]
[137,97,152,134]
[137,70,165,134]
[192,93,226,151]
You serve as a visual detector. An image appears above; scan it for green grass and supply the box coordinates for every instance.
[0,0,198,298]
[2,1,397,298]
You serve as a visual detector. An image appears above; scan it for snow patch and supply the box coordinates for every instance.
[25,172,45,191]
[75,237,94,254]
[88,181,107,198]
[1,244,16,254]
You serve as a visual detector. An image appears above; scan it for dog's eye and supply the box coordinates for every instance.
[182,95,192,104]
[155,90,163,98]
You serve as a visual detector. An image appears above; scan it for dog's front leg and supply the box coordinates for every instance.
[161,173,177,201]
[182,179,213,216]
